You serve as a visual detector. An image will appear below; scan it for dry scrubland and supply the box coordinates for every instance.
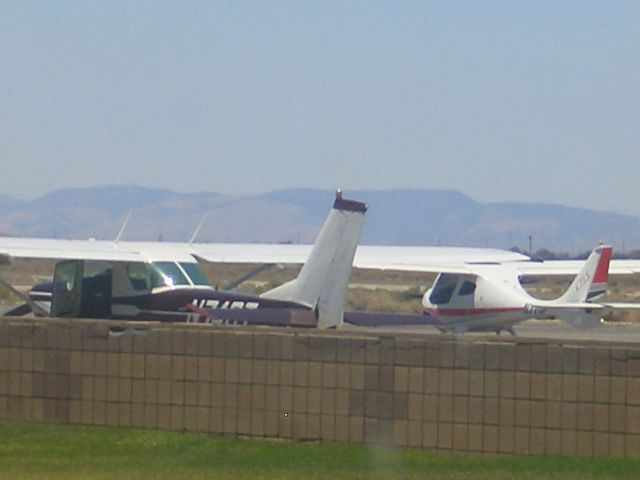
[1,258,640,322]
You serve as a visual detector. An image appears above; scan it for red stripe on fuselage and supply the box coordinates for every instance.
[593,246,612,285]
[424,307,523,317]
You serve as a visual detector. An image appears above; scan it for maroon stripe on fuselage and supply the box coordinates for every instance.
[423,307,523,317]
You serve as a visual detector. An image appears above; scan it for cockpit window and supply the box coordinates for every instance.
[429,274,458,305]
[149,262,189,288]
[180,262,210,286]
[127,263,150,291]
[459,280,476,296]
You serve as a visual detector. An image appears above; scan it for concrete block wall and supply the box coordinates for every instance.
[0,317,639,456]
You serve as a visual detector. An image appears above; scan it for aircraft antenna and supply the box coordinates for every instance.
[189,213,208,245]
[115,210,133,243]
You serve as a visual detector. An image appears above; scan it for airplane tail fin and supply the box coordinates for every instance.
[556,244,612,304]
[261,191,367,328]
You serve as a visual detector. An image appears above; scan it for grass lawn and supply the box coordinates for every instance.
[1,422,640,479]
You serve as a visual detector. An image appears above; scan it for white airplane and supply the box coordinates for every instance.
[345,244,640,334]
[0,191,368,329]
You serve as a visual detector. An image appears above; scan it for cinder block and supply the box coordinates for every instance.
[335,414,349,442]
[251,335,266,360]
[118,403,131,427]
[594,404,610,432]
[119,353,132,378]
[322,364,337,389]
[306,414,321,440]
[393,419,407,446]
[453,369,468,396]
[294,362,308,386]
[197,332,212,357]
[515,345,532,371]
[171,356,185,381]
[468,397,483,425]
[279,386,293,413]
[422,394,438,422]
[593,432,609,455]
[224,358,238,384]
[409,340,425,367]
[578,375,594,403]
[628,406,640,435]
[529,428,546,455]
[280,335,294,361]
[610,434,626,458]
[251,410,265,436]
[237,408,251,435]
[394,366,409,392]
[546,345,563,373]
[320,414,334,441]
[170,331,185,355]
[131,354,145,379]
[578,348,595,375]
[319,388,335,415]
[170,405,184,431]
[171,381,184,406]
[264,412,278,437]
[611,377,626,404]
[499,371,515,398]
[424,342,440,367]
[184,331,199,356]
[423,421,438,449]
[223,407,237,434]
[484,398,499,425]
[484,371,499,398]
[266,336,280,360]
[106,377,119,402]
[561,431,577,455]
[562,347,579,373]
[453,396,468,424]
[237,359,252,384]
[379,337,394,366]
[498,426,515,453]
[131,403,145,428]
[594,348,610,375]
[483,425,498,453]
[530,373,546,400]
[484,345,500,371]
[93,401,106,426]
[408,393,422,421]
[439,343,454,368]
[93,377,107,401]
[393,393,408,420]
[514,400,530,428]
[79,376,92,401]
[438,395,454,423]
[265,386,279,412]
[335,364,350,389]
[561,402,577,430]
[183,406,198,432]
[408,421,422,448]
[364,391,377,417]
[498,399,514,427]
[468,370,483,397]
[454,343,469,369]
[365,340,380,365]
[80,400,92,425]
[69,400,82,424]
[156,380,170,404]
[394,339,409,366]
[308,362,322,388]
[184,356,198,382]
[467,424,483,452]
[307,387,321,414]
[349,416,364,442]
[106,402,119,427]
[336,338,351,363]
[252,384,266,410]
[293,337,308,361]
[350,365,365,390]
[156,355,172,380]
[439,369,454,395]
[265,360,280,385]
[577,431,593,456]
[514,426,530,455]
[499,345,516,371]
[577,403,594,431]
[627,378,640,406]
[514,372,530,399]
[530,400,545,428]
[184,381,198,406]
[610,348,627,376]
[437,422,453,450]
[118,378,132,403]
[530,344,547,372]
[546,374,562,401]
[626,434,640,458]
[210,408,223,433]
[224,384,238,408]
[19,350,33,373]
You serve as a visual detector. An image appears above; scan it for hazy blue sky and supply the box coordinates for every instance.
[2,2,639,215]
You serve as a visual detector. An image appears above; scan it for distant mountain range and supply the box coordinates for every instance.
[1,185,639,253]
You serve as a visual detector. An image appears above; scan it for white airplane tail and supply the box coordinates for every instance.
[545,244,612,329]
[556,244,612,304]
[261,191,367,328]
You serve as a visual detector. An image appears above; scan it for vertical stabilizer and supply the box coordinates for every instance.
[261,191,367,328]
[556,244,612,304]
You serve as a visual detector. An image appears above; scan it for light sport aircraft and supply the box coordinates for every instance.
[344,244,640,334]
[0,192,368,329]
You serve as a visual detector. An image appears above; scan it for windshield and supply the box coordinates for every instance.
[180,262,210,286]
[149,262,189,288]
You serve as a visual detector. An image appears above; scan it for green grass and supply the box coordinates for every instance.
[1,422,640,479]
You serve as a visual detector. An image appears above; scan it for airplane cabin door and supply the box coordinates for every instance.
[51,260,84,317]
